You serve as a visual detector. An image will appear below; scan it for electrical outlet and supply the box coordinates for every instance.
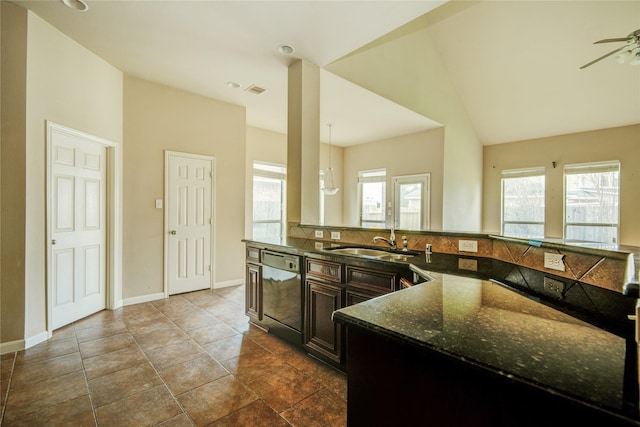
[315,242,323,250]
[314,230,324,238]
[544,253,565,271]
[544,277,565,298]
[331,231,341,240]
[458,239,478,253]
[155,199,163,209]
[458,258,478,272]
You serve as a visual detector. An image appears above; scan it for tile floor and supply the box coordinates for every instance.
[0,285,347,426]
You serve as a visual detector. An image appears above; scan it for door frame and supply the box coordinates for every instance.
[46,120,123,336]
[163,150,216,297]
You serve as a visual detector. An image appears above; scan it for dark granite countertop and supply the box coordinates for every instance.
[333,275,640,424]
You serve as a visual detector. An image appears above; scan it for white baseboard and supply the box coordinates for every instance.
[25,331,49,349]
[0,339,25,355]
[122,292,166,306]
[0,330,50,355]
[214,278,244,289]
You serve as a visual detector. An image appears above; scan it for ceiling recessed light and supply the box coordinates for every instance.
[227,81,241,89]
[60,0,89,11]
[277,44,295,56]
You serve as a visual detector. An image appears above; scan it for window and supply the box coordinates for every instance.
[358,169,386,228]
[501,167,545,239]
[564,161,619,243]
[252,162,286,244]
[393,174,430,230]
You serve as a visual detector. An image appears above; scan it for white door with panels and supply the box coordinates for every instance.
[49,129,107,329]
[166,152,214,295]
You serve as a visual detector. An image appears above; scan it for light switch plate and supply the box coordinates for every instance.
[544,252,565,271]
[315,230,324,238]
[331,231,341,240]
[155,199,163,209]
[458,239,478,252]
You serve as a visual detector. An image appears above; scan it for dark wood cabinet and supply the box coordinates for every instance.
[245,246,262,322]
[245,263,262,321]
[304,279,344,364]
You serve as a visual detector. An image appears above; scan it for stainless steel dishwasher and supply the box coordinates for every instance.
[261,250,303,345]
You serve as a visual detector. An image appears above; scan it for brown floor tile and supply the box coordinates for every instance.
[151,295,191,310]
[177,376,257,426]
[186,322,239,346]
[88,362,162,408]
[95,384,182,427]
[156,412,194,427]
[3,370,88,423]
[245,330,294,355]
[134,327,191,351]
[79,332,135,359]
[75,320,128,343]
[201,334,264,362]
[170,310,218,331]
[315,364,348,401]
[1,353,15,378]
[125,316,176,335]
[213,286,246,306]
[50,324,76,341]
[14,338,79,366]
[158,355,229,396]
[2,394,95,427]
[221,347,287,383]
[10,352,83,389]
[281,348,333,378]
[144,338,207,370]
[246,364,322,412]
[83,344,148,380]
[280,388,347,427]
[208,399,290,427]
[73,309,122,330]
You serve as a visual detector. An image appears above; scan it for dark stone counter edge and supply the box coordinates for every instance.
[332,288,640,426]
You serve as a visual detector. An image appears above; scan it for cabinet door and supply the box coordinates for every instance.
[246,263,262,321]
[346,287,381,306]
[304,279,343,363]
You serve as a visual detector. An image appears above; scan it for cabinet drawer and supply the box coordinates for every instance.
[306,258,343,283]
[346,266,397,293]
[246,246,260,263]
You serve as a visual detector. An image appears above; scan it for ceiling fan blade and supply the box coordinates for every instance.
[580,45,629,69]
[594,37,631,44]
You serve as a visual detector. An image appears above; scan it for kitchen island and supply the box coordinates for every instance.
[333,273,640,426]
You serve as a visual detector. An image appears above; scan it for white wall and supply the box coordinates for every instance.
[326,21,482,232]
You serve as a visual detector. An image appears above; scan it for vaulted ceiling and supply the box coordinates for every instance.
[11,0,640,146]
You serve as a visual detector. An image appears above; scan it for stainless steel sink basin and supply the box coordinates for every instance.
[323,246,418,261]
[327,248,391,258]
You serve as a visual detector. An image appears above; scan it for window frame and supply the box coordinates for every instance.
[252,161,287,243]
[500,166,546,239]
[563,160,620,243]
[357,169,387,229]
[392,173,430,230]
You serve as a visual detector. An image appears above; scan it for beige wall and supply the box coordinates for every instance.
[326,21,482,232]
[123,75,246,297]
[341,128,445,229]
[0,9,124,349]
[483,124,640,245]
[1,1,28,344]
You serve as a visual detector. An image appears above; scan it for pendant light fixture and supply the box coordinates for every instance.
[322,123,339,195]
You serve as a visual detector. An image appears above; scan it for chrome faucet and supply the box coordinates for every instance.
[373,227,397,250]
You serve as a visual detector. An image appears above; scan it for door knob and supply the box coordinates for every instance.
[52,239,56,245]
[170,230,177,235]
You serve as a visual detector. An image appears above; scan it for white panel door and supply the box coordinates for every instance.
[50,132,106,329]
[167,152,213,295]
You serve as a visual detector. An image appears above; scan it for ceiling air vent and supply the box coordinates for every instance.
[245,84,266,95]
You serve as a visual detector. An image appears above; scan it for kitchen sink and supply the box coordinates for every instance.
[323,246,419,261]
